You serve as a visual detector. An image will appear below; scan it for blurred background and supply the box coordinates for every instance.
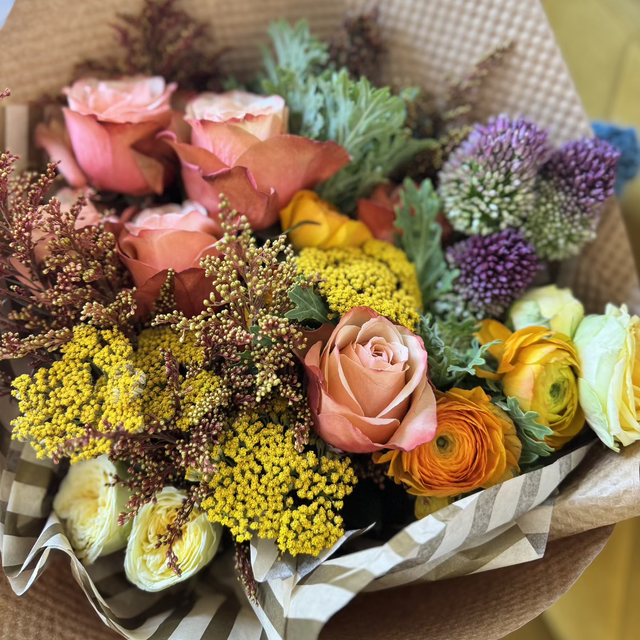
[509,0,640,638]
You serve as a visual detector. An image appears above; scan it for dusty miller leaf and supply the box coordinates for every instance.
[394,178,458,310]
[495,396,555,465]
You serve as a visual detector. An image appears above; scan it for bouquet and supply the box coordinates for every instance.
[1,1,640,639]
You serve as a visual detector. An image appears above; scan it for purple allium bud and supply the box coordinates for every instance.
[447,228,540,318]
[524,137,620,261]
[439,115,552,236]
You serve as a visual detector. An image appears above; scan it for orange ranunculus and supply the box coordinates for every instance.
[476,320,585,450]
[374,387,521,497]
[161,91,350,231]
[37,76,177,196]
[280,191,372,251]
[118,201,220,317]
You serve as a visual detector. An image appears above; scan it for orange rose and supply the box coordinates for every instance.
[304,307,437,454]
[161,90,350,230]
[118,201,220,317]
[375,387,521,497]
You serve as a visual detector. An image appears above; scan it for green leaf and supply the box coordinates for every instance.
[495,396,555,465]
[418,314,491,389]
[262,20,328,81]
[249,325,274,348]
[285,285,333,326]
[394,178,458,310]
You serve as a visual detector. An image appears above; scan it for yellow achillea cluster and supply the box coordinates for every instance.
[201,401,357,557]
[11,325,223,462]
[12,325,145,461]
[133,326,223,431]
[297,239,422,330]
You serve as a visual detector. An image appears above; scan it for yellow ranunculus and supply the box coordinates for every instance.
[124,487,221,592]
[508,285,584,339]
[476,320,585,450]
[53,456,131,565]
[574,304,640,451]
[280,190,372,251]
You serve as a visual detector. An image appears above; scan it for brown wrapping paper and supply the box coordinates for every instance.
[0,0,639,638]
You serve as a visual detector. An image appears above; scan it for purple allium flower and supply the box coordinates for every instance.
[447,228,540,318]
[439,115,552,236]
[525,137,620,261]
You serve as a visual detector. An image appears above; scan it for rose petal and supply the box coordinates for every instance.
[35,120,88,188]
[120,228,219,274]
[326,347,363,416]
[339,352,407,417]
[132,268,213,319]
[64,109,165,195]
[235,135,350,208]
[202,167,280,230]
[357,197,397,243]
[188,119,261,165]
[384,375,438,451]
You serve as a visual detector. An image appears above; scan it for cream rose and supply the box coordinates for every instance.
[508,285,584,338]
[185,90,287,140]
[304,306,438,453]
[124,487,222,592]
[53,456,130,565]
[574,304,640,450]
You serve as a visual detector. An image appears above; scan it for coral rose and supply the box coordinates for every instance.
[280,190,372,251]
[304,307,437,454]
[37,76,177,196]
[476,320,585,450]
[118,201,220,317]
[161,90,350,230]
[375,388,521,497]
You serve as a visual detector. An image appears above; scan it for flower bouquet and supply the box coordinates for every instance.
[1,1,640,639]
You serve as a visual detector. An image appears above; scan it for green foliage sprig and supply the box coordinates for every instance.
[393,178,457,312]
[418,314,492,390]
[262,20,434,212]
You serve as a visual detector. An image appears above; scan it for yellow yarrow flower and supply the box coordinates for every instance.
[11,325,223,462]
[297,239,422,330]
[201,400,357,557]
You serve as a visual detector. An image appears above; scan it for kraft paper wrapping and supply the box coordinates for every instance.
[1,0,640,639]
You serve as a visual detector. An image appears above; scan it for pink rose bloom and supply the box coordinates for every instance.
[118,201,220,317]
[304,307,438,454]
[36,76,177,196]
[161,90,350,231]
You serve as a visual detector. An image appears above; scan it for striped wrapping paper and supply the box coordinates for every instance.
[0,364,592,640]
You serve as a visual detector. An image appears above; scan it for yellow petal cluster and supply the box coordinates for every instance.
[296,239,422,330]
[280,190,373,251]
[11,324,223,462]
[201,400,357,557]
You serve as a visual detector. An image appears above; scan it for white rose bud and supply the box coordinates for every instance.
[508,285,584,338]
[53,456,131,565]
[124,487,222,592]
